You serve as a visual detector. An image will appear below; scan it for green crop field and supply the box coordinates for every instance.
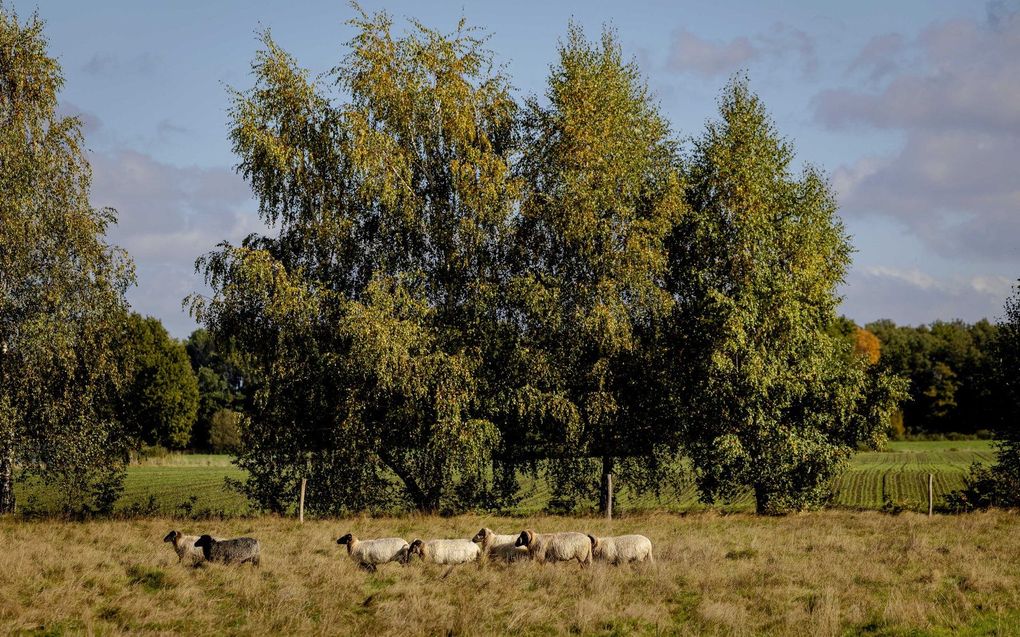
[14,441,997,516]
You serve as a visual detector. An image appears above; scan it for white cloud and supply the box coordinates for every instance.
[666,23,817,78]
[817,6,1020,261]
[841,266,1015,325]
[89,148,264,337]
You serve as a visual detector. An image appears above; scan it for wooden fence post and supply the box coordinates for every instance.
[606,473,613,521]
[299,477,307,523]
[928,473,933,517]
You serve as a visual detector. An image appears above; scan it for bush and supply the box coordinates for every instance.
[887,410,905,441]
[209,409,242,454]
[942,462,1003,512]
[138,444,170,461]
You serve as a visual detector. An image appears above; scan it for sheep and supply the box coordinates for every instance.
[193,535,260,566]
[514,530,592,567]
[407,538,481,565]
[471,527,529,563]
[587,534,654,565]
[336,533,409,572]
[163,530,221,564]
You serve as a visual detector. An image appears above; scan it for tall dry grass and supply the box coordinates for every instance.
[1,511,1018,635]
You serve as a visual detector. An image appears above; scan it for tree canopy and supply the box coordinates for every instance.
[118,313,199,450]
[192,8,520,513]
[0,8,135,514]
[667,78,906,513]
[505,25,685,511]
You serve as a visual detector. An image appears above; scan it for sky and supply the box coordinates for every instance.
[12,0,1020,337]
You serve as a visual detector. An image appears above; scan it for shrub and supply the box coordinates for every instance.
[209,409,242,454]
[887,409,906,441]
[942,462,1004,512]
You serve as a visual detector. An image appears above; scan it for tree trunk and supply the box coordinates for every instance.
[378,449,437,513]
[599,456,614,516]
[753,483,771,515]
[0,440,14,515]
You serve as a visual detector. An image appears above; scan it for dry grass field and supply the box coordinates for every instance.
[1,511,1019,636]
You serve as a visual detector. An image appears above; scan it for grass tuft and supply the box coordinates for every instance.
[125,565,174,593]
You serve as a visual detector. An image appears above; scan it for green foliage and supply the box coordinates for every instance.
[192,366,231,449]
[887,409,906,441]
[209,409,242,453]
[949,281,1020,510]
[868,318,1001,434]
[118,314,199,450]
[506,23,685,509]
[192,6,519,513]
[0,8,135,514]
[992,281,1020,504]
[942,462,1003,512]
[185,329,245,450]
[668,77,907,514]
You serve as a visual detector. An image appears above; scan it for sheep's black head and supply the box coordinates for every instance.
[471,528,490,544]
[337,533,353,546]
[515,530,533,547]
[588,534,599,550]
[163,530,178,543]
[194,535,215,549]
[407,539,424,558]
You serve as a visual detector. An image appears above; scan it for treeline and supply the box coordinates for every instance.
[865,319,1001,437]
[115,316,243,455]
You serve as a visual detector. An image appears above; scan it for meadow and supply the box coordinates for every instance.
[15,441,996,517]
[1,510,1019,635]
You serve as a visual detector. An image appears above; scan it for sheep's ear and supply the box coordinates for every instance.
[163,531,176,543]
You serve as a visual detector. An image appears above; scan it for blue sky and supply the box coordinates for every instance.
[15,0,1020,336]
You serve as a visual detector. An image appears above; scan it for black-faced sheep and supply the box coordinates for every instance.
[163,530,226,564]
[163,530,206,563]
[515,530,592,567]
[336,533,409,571]
[471,527,529,562]
[407,538,481,565]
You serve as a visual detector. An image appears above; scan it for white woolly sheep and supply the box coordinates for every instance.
[471,527,529,562]
[514,530,592,567]
[337,533,409,571]
[587,534,654,564]
[163,530,221,564]
[193,535,261,566]
[407,538,481,565]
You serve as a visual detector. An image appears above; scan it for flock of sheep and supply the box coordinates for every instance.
[163,527,654,570]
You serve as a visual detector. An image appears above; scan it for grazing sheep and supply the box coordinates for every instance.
[471,527,529,562]
[193,535,260,566]
[514,530,592,567]
[587,534,654,564]
[336,533,409,572]
[407,539,481,565]
[163,530,220,564]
